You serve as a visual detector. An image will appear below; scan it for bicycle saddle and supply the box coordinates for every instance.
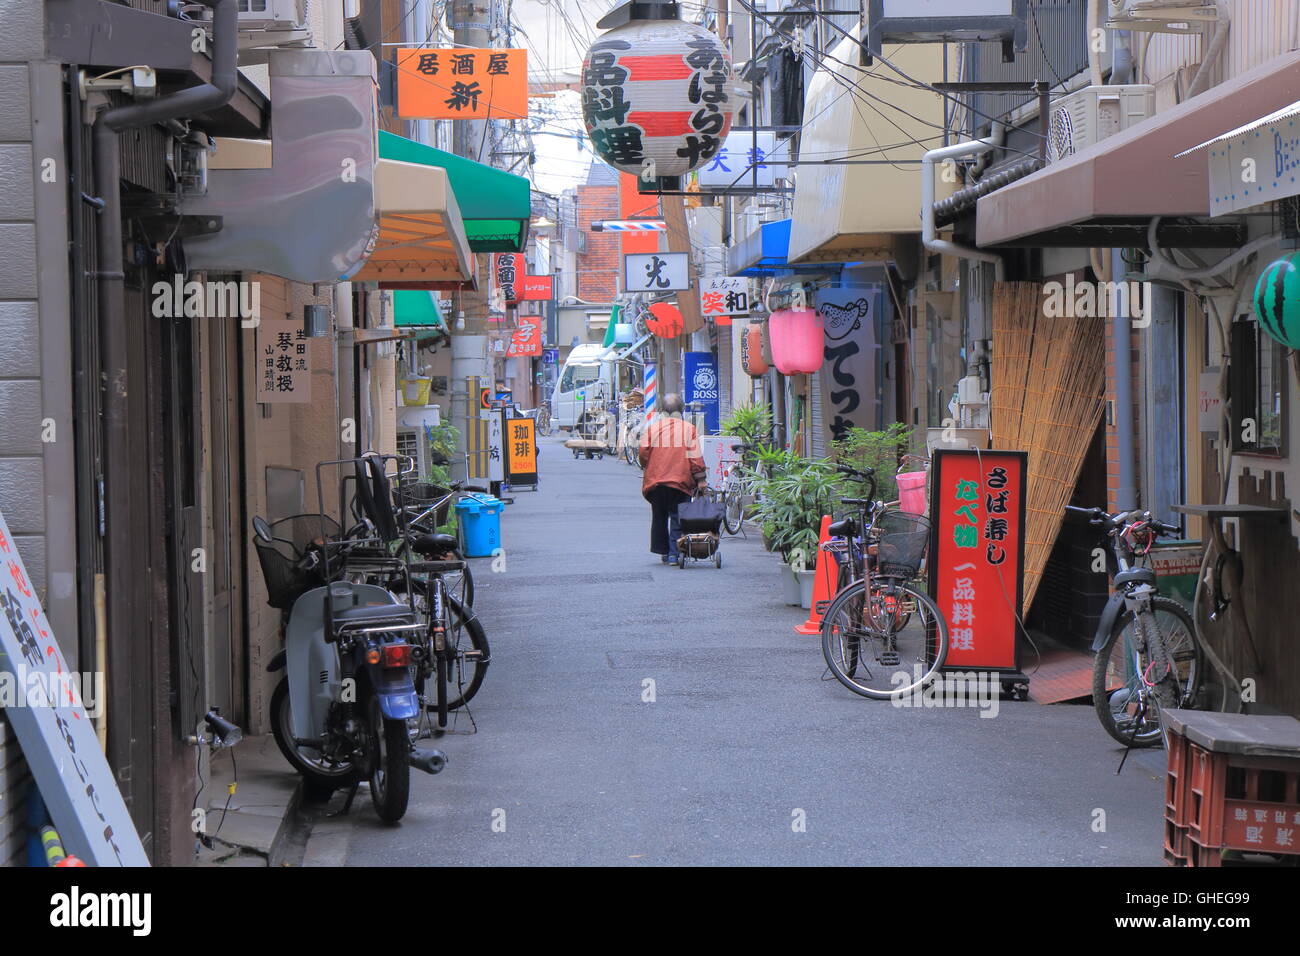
[1113,567,1157,588]
[412,532,459,557]
[828,517,857,538]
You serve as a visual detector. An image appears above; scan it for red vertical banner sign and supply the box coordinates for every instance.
[494,253,521,304]
[927,449,1026,673]
[619,173,659,255]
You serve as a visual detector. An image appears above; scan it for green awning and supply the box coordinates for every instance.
[602,303,621,348]
[378,130,530,252]
[393,290,443,328]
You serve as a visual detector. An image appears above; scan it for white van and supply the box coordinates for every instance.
[551,343,641,431]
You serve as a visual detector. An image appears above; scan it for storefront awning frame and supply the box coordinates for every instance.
[350,157,474,287]
[976,50,1300,248]
[377,130,531,252]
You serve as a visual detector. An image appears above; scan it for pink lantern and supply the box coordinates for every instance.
[768,308,823,375]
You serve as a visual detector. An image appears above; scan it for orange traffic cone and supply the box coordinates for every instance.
[794,515,837,635]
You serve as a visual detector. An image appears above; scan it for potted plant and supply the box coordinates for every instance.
[832,421,915,504]
[719,400,773,445]
[752,457,841,608]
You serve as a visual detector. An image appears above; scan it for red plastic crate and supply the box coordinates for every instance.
[1164,710,1300,863]
[1163,818,1189,866]
[1165,729,1190,826]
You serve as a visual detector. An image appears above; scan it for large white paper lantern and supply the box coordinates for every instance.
[581,16,734,180]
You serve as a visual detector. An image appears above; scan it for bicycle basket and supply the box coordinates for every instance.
[397,482,453,527]
[873,511,930,578]
[273,513,342,552]
[254,514,341,610]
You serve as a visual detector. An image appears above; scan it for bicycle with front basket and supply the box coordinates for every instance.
[820,464,949,700]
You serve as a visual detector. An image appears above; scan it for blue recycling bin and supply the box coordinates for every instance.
[456,492,504,557]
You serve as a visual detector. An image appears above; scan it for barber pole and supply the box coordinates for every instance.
[644,362,657,425]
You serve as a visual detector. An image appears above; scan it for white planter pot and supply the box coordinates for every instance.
[779,562,801,606]
[796,569,817,610]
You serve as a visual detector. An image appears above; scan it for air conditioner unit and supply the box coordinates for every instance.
[236,0,305,30]
[203,0,311,57]
[1046,84,1154,163]
[1107,0,1217,35]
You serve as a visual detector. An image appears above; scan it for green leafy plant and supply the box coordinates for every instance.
[720,401,772,445]
[832,422,915,503]
[751,457,841,568]
[423,420,460,534]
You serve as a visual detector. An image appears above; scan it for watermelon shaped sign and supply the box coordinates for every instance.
[1254,253,1300,349]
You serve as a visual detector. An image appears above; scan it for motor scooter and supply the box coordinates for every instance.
[253,463,448,822]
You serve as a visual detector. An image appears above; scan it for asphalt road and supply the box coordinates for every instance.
[343,432,1167,866]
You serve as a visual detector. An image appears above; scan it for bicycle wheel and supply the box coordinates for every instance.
[821,578,948,700]
[722,479,744,535]
[407,584,490,712]
[1092,596,1203,748]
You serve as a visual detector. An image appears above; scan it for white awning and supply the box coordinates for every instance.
[1176,100,1300,157]
[787,28,954,264]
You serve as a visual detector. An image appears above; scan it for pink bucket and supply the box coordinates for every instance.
[896,471,928,514]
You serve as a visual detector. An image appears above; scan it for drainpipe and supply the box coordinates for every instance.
[969,120,1005,181]
[91,0,237,732]
[1186,2,1230,100]
[921,137,1005,281]
[1088,0,1104,87]
[1108,16,1137,510]
[1113,248,1137,510]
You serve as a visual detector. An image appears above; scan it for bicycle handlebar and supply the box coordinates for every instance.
[1065,505,1180,538]
[836,465,878,501]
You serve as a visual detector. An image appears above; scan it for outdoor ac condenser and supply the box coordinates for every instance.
[210,0,311,55]
[1046,85,1155,163]
[234,0,305,30]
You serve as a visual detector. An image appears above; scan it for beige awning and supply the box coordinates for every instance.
[351,158,474,287]
[977,50,1300,247]
[787,29,952,265]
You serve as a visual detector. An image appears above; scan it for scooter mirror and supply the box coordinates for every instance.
[252,516,273,543]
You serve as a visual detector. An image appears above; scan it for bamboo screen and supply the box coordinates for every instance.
[991,282,1107,614]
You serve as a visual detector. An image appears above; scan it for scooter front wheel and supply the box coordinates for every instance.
[270,678,359,795]
[368,696,410,824]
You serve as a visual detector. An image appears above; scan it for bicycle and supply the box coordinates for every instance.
[720,436,773,535]
[339,458,491,734]
[1066,505,1206,747]
[820,464,949,700]
[535,401,552,437]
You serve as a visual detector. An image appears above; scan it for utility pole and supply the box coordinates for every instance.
[448,0,494,479]
[450,0,490,164]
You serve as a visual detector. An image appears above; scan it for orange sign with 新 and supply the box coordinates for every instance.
[396,47,528,120]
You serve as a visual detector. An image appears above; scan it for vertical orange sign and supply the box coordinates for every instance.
[395,48,528,120]
[506,417,538,484]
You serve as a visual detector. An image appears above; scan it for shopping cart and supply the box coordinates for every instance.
[675,496,725,569]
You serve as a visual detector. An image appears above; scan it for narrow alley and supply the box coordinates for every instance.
[338,434,1166,867]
